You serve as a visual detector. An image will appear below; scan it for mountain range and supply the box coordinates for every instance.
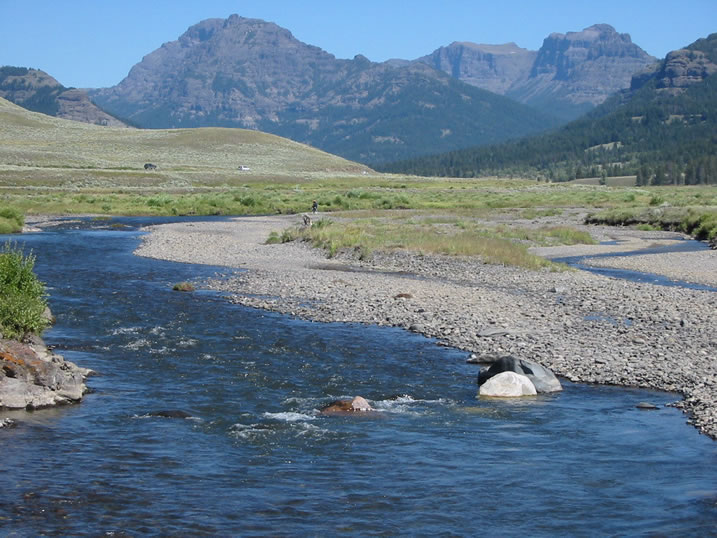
[417,24,656,121]
[90,15,565,164]
[379,33,717,185]
[3,16,659,165]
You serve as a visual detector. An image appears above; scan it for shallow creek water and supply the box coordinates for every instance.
[1,218,716,535]
[554,238,717,292]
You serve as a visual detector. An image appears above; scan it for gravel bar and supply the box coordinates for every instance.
[135,215,717,439]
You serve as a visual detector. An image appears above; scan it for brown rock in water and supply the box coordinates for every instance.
[320,396,374,415]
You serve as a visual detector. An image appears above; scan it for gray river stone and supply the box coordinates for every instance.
[479,371,537,397]
[0,417,16,428]
[477,327,534,338]
[478,356,563,393]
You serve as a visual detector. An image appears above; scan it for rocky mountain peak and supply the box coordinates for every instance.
[99,14,346,128]
[656,48,717,92]
[547,23,621,42]
[495,24,657,120]
[416,41,536,94]
[631,34,717,94]
[177,14,320,54]
[417,24,656,121]
[532,24,650,80]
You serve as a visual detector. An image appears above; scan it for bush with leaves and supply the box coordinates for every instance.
[0,242,49,339]
[0,206,24,234]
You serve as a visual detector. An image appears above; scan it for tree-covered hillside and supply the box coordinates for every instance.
[0,66,126,126]
[0,66,63,116]
[380,34,717,185]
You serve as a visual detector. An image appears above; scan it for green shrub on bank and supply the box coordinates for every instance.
[0,242,49,339]
[586,206,717,242]
[0,207,24,234]
[680,209,717,242]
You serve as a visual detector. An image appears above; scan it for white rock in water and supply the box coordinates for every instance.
[351,396,373,411]
[479,372,537,397]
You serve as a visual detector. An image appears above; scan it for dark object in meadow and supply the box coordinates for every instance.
[478,355,562,393]
[144,163,157,170]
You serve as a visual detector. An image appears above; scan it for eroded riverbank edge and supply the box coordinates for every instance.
[133,214,717,438]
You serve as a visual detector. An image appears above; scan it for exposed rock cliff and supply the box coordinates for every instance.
[55,88,127,126]
[417,42,536,95]
[631,46,717,94]
[418,24,657,121]
[509,24,656,118]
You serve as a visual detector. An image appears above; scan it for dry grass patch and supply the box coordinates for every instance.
[281,216,582,270]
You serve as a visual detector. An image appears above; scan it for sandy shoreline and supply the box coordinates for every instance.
[134,214,717,439]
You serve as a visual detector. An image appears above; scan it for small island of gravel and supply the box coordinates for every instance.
[135,212,717,439]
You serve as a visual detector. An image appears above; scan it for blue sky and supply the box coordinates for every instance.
[1,0,715,88]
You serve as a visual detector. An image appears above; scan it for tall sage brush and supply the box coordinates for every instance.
[0,241,49,339]
[0,206,24,234]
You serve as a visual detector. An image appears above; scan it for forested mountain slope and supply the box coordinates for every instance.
[381,34,717,185]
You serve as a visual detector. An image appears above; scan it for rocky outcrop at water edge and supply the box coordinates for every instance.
[0,337,93,410]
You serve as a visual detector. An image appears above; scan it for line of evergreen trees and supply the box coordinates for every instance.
[635,156,717,186]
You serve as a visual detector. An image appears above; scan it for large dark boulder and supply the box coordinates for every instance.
[478,356,562,393]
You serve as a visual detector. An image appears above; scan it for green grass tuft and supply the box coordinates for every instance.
[587,206,717,242]
[172,282,195,292]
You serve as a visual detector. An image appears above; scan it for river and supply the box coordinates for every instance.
[1,217,716,535]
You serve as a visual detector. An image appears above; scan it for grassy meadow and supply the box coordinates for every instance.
[1,96,716,267]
